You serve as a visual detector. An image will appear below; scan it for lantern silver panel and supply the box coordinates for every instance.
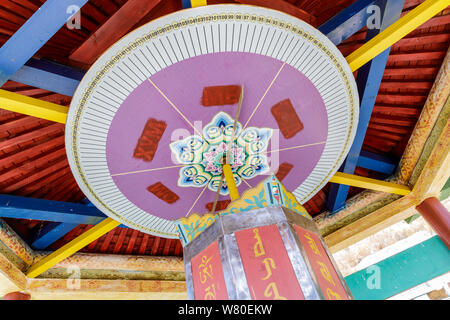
[184,260,195,300]
[221,233,252,299]
[277,221,323,300]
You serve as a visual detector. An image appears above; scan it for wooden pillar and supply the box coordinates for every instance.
[416,197,450,249]
[3,292,31,300]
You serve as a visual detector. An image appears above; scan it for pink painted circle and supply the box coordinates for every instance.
[106,52,328,220]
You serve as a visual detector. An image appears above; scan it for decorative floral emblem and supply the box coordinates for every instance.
[175,174,311,247]
[170,112,273,195]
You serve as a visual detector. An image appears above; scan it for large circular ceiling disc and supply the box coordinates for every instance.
[66,4,359,238]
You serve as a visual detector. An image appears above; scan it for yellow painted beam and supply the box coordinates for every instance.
[222,164,240,201]
[329,172,411,195]
[191,0,207,7]
[324,195,418,253]
[0,89,68,123]
[346,0,450,71]
[26,218,120,278]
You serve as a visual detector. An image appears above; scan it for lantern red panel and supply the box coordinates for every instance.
[234,224,305,300]
[294,225,350,300]
[191,241,228,300]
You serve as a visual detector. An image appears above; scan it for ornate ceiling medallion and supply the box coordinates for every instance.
[170,112,273,195]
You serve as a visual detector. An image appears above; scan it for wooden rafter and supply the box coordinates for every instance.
[69,0,162,65]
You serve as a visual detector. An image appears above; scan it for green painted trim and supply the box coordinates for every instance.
[439,177,450,201]
[38,268,185,281]
[404,214,420,224]
[344,236,450,300]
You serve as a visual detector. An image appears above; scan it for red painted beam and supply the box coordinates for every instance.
[162,238,172,256]
[55,182,82,202]
[86,235,100,251]
[400,9,450,28]
[379,81,433,91]
[0,135,65,170]
[383,66,438,77]
[36,93,72,106]
[363,136,397,152]
[235,0,316,25]
[0,117,51,139]
[151,236,161,255]
[28,171,72,198]
[113,228,128,254]
[388,51,447,63]
[0,123,64,150]
[368,123,412,135]
[99,229,116,253]
[1,159,69,193]
[125,229,139,254]
[174,240,182,256]
[19,166,72,196]
[0,147,66,181]
[394,33,450,47]
[138,233,151,255]
[373,105,422,116]
[69,0,162,65]
[366,128,404,142]
[8,0,40,12]
[339,32,450,54]
[376,94,427,105]
[1,80,32,91]
[370,114,417,127]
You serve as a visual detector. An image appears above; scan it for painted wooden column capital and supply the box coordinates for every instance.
[416,197,450,249]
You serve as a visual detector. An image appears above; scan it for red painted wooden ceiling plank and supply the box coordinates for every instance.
[18,166,72,197]
[235,0,316,25]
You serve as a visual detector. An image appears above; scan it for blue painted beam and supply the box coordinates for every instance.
[0,0,89,85]
[10,58,85,96]
[357,150,397,175]
[31,222,79,250]
[30,197,113,250]
[327,0,405,213]
[344,236,450,300]
[181,0,192,9]
[318,0,378,45]
[0,194,127,228]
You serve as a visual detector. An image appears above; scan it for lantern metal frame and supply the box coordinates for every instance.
[183,206,354,300]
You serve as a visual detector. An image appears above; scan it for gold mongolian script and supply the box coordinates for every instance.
[191,241,228,300]
[235,225,305,300]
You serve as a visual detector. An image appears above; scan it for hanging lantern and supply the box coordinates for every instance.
[176,175,353,300]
